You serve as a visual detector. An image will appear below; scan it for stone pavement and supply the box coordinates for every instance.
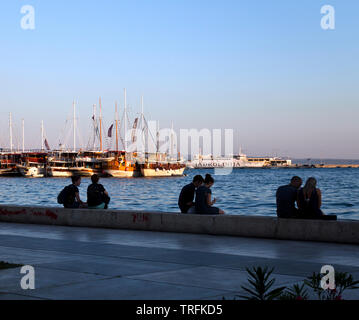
[0,222,359,300]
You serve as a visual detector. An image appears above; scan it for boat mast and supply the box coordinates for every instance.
[115,101,119,152]
[22,119,25,152]
[92,104,96,150]
[156,120,159,161]
[41,120,44,150]
[9,112,13,153]
[124,88,127,152]
[99,97,103,152]
[170,121,174,160]
[73,100,76,152]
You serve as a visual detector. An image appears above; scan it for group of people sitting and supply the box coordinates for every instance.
[276,176,336,220]
[58,174,110,209]
[178,174,225,215]
[59,172,336,220]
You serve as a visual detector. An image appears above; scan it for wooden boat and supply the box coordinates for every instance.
[102,151,140,178]
[0,153,21,176]
[46,151,78,177]
[140,159,186,177]
[69,151,105,177]
[17,152,47,177]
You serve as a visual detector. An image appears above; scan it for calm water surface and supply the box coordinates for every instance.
[0,168,358,220]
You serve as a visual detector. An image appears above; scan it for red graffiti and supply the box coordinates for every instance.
[31,209,58,220]
[0,208,26,216]
[132,213,149,223]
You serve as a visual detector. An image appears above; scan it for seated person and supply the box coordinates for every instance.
[87,174,110,209]
[276,176,302,218]
[178,175,204,213]
[195,174,224,215]
[63,176,86,209]
[297,177,336,220]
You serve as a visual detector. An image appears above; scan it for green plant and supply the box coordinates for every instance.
[238,266,286,300]
[304,271,359,300]
[279,283,309,300]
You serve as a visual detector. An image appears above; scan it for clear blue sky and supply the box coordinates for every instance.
[0,0,358,158]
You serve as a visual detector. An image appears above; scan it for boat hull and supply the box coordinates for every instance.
[105,169,140,178]
[17,165,46,178]
[47,167,73,177]
[141,167,185,177]
[0,167,20,176]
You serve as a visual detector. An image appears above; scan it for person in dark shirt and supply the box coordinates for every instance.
[178,175,204,213]
[297,177,336,220]
[87,174,110,209]
[195,174,225,215]
[276,176,302,218]
[63,175,86,209]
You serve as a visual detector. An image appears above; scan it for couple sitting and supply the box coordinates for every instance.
[178,174,225,215]
[276,176,336,220]
[59,174,110,209]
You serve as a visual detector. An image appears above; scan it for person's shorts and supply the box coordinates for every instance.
[88,203,106,209]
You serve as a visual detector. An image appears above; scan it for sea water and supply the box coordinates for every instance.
[0,168,358,220]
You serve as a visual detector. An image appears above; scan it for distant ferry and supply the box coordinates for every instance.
[187,154,291,169]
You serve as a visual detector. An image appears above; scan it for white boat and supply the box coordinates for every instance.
[187,154,291,168]
[17,153,47,177]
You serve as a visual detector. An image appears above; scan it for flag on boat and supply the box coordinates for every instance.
[44,139,50,150]
[108,124,114,137]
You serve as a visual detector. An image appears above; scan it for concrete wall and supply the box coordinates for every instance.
[0,205,358,244]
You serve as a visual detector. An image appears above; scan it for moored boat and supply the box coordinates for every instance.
[0,153,21,176]
[102,151,140,178]
[46,151,78,177]
[17,152,47,177]
[69,151,105,177]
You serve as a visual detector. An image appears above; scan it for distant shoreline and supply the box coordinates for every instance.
[292,159,359,165]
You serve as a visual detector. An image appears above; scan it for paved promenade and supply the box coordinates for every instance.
[1,222,359,300]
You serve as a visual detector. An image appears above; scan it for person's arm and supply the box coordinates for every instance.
[317,188,322,208]
[206,193,216,206]
[75,192,85,205]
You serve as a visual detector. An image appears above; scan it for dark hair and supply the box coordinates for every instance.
[91,174,99,184]
[291,176,302,184]
[71,175,81,184]
[193,175,204,184]
[204,174,214,184]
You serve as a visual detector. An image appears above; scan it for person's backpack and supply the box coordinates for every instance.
[57,186,70,204]
[87,184,105,206]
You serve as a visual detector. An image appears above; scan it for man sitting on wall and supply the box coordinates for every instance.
[276,176,302,218]
[178,175,204,213]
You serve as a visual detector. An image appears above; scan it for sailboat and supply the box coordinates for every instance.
[138,119,186,177]
[0,113,21,176]
[102,90,141,178]
[17,120,48,177]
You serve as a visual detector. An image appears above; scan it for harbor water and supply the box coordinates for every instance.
[0,168,358,220]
